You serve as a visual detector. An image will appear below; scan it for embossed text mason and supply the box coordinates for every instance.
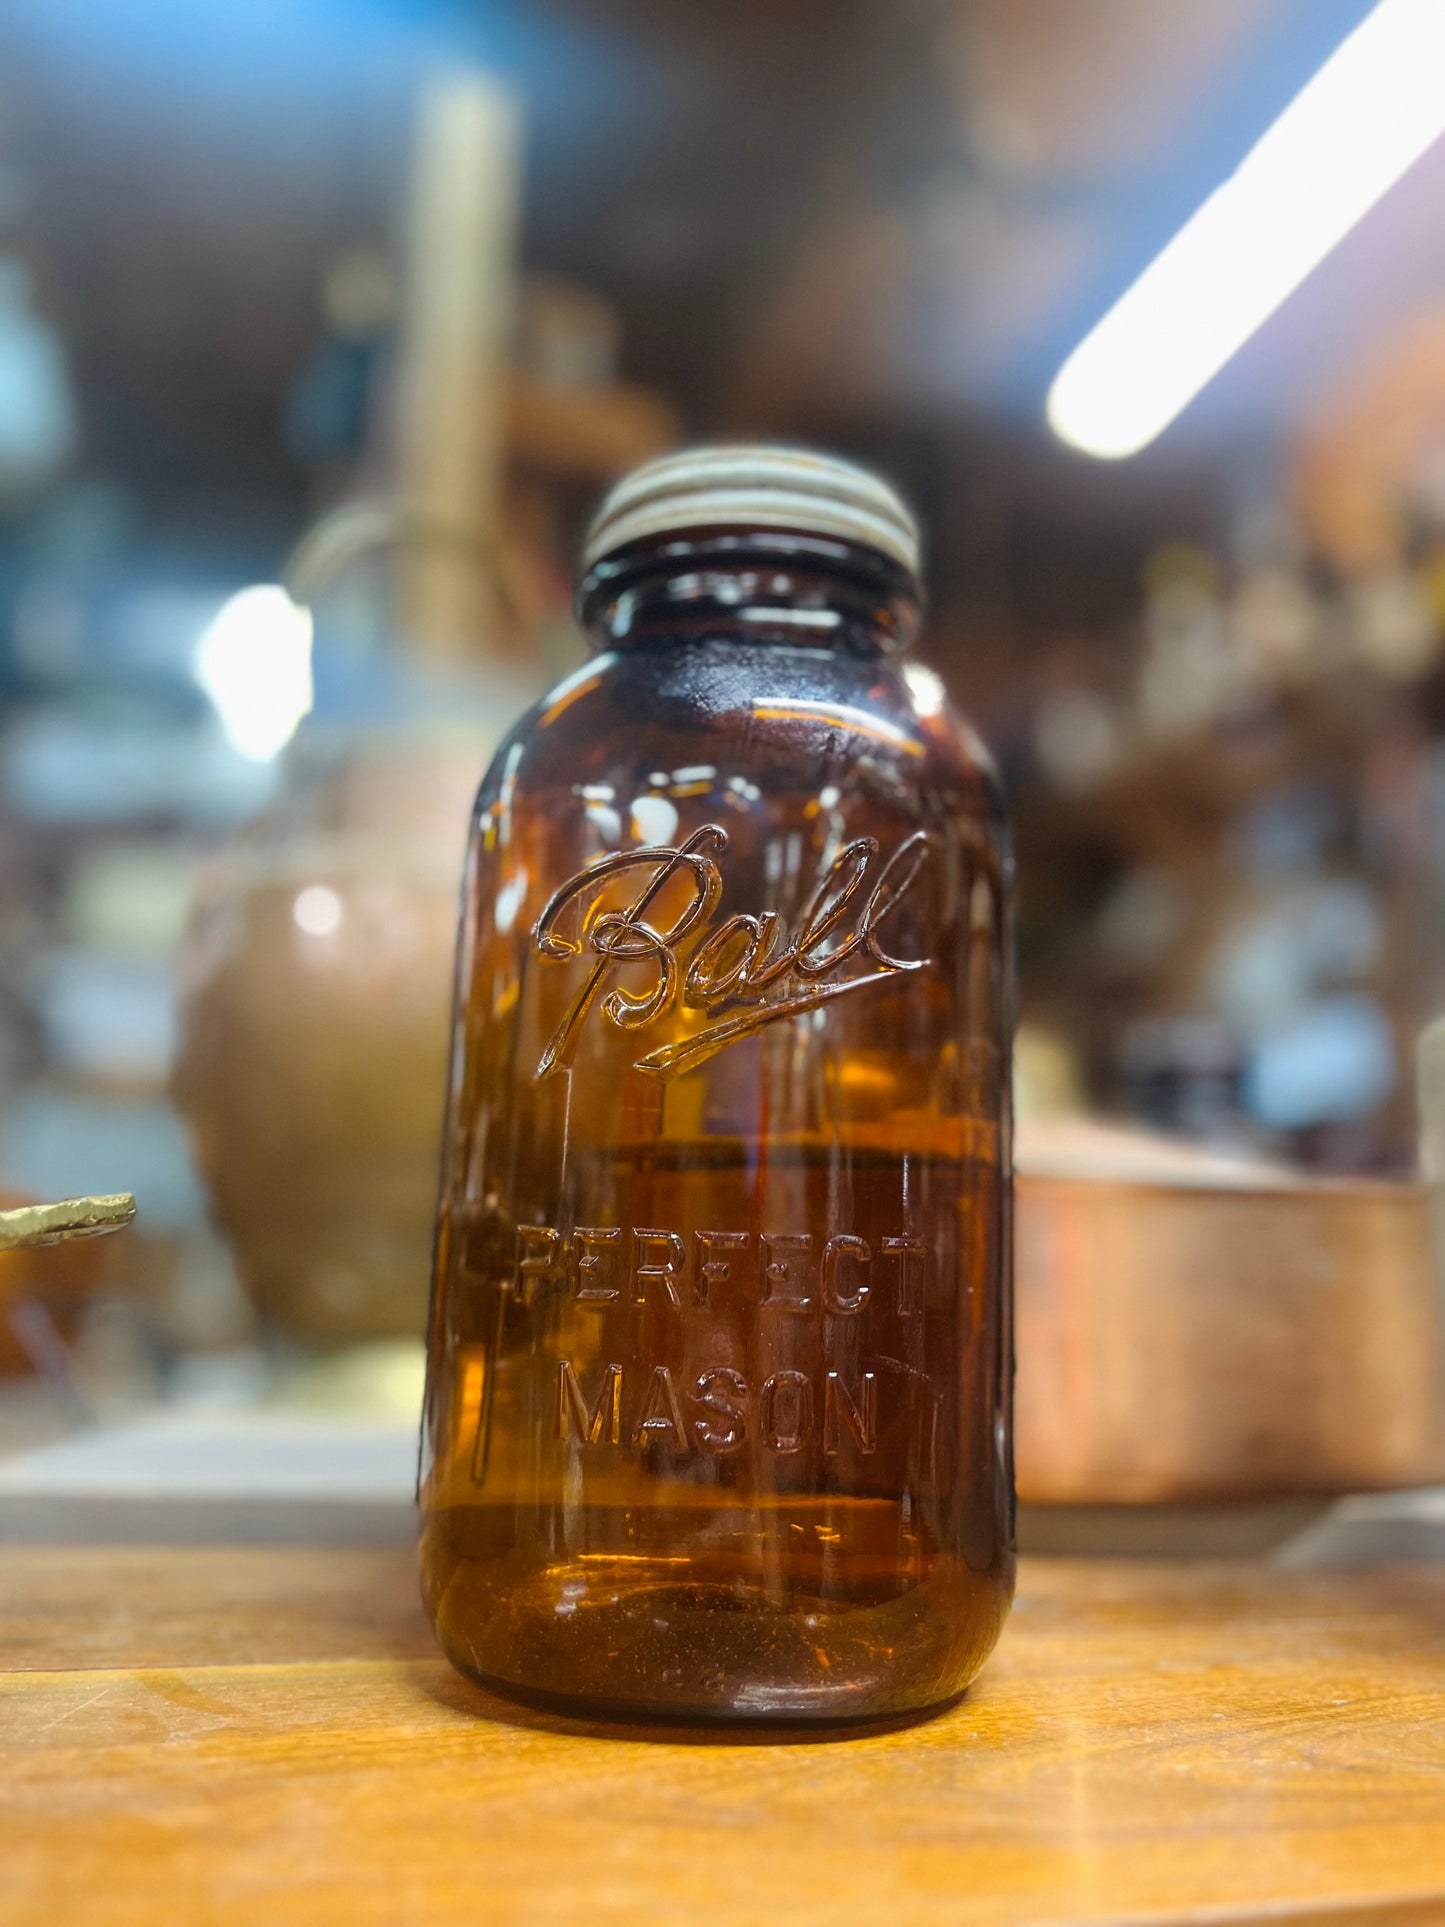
[420,446,1015,1721]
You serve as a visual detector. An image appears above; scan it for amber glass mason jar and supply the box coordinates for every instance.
[420,447,1014,1721]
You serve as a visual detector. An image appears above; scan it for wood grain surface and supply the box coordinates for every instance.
[2,1546,1444,1925]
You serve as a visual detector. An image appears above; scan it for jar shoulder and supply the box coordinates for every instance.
[473,642,1005,827]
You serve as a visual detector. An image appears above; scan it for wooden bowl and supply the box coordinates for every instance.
[1015,1124,1445,1503]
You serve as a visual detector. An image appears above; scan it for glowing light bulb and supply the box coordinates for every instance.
[195,585,314,761]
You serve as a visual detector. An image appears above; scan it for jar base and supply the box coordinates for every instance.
[443,1657,973,1731]
[423,1525,1013,1726]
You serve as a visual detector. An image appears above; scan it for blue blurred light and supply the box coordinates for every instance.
[1243,994,1394,1130]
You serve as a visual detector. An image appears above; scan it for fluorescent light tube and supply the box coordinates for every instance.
[1047,0,1445,459]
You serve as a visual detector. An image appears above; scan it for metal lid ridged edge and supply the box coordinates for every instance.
[582,445,921,578]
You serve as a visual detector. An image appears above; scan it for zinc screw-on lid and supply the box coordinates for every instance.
[582,444,921,580]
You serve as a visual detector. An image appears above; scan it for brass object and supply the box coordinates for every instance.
[0,1192,135,1398]
[1015,1154,1445,1504]
[0,1194,136,1254]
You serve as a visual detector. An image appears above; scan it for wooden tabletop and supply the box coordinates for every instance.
[3,1546,1444,1925]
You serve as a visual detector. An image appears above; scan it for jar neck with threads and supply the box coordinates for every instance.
[577,529,922,657]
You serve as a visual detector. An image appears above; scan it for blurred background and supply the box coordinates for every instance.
[0,0,1442,1536]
